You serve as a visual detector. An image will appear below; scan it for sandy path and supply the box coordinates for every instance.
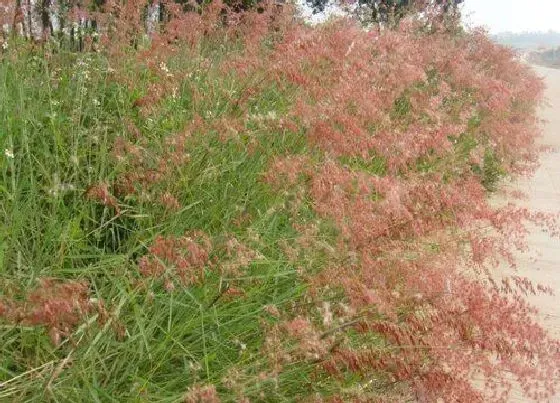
[495,65,560,401]
[507,65,560,338]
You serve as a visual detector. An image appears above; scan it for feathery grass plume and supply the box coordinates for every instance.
[138,232,212,288]
[0,278,99,345]
[256,14,558,402]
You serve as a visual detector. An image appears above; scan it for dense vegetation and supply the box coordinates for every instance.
[494,31,560,51]
[1,2,559,401]
[528,47,560,69]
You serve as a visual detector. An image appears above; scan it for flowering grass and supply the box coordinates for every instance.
[1,4,559,401]
[0,44,314,401]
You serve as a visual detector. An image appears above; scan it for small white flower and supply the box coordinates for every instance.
[4,148,14,159]
[92,98,101,107]
[160,62,173,78]
[1,41,8,51]
[60,183,76,192]
[188,361,202,371]
[234,339,247,352]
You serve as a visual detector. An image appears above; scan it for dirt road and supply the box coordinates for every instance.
[497,65,560,401]
[507,65,560,339]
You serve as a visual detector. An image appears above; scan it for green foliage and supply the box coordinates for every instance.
[480,148,506,192]
[339,155,387,176]
[0,45,312,401]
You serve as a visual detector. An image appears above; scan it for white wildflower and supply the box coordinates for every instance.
[188,361,202,372]
[234,339,247,352]
[49,182,76,197]
[4,148,14,159]
[160,62,173,78]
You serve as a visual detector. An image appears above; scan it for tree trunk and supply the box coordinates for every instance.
[146,1,160,35]
[48,0,61,34]
[21,0,44,40]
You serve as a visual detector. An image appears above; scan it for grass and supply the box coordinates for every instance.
[0,43,337,401]
[0,29,521,401]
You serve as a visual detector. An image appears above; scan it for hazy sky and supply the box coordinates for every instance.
[461,0,560,33]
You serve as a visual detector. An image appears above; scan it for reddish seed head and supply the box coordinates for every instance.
[85,182,120,213]
[183,384,220,403]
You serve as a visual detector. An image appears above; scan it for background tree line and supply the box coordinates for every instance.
[0,0,464,45]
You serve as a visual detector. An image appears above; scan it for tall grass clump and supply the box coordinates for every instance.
[1,2,559,401]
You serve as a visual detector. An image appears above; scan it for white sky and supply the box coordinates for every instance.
[461,0,560,33]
